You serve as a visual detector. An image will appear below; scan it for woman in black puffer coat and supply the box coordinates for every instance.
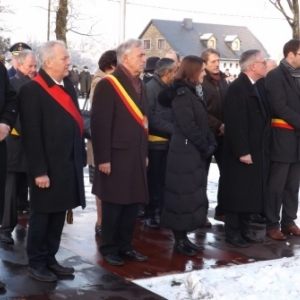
[158,55,217,257]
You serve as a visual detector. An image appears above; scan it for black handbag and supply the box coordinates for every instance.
[81,97,91,140]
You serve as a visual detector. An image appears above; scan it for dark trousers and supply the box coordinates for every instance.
[100,201,139,256]
[225,212,250,239]
[145,149,167,218]
[0,141,7,222]
[27,211,66,268]
[266,162,300,230]
[172,230,187,242]
[2,172,27,231]
[206,137,224,216]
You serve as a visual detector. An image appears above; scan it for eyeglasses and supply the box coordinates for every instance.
[254,60,267,65]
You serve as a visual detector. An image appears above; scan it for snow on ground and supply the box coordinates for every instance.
[134,163,300,300]
[134,255,300,300]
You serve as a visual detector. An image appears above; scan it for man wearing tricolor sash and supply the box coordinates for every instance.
[265,39,300,240]
[91,39,149,266]
[19,41,86,282]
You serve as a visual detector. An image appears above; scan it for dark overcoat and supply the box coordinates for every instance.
[7,74,31,172]
[18,69,86,213]
[158,81,217,231]
[91,66,149,205]
[0,63,18,220]
[266,62,300,163]
[221,72,270,213]
[79,71,91,94]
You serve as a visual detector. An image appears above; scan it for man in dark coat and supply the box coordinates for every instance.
[0,58,18,290]
[201,48,229,224]
[142,56,159,84]
[145,58,177,228]
[1,50,37,245]
[7,42,32,78]
[222,49,270,248]
[69,65,80,95]
[265,39,300,240]
[91,39,149,266]
[79,66,91,98]
[19,40,86,282]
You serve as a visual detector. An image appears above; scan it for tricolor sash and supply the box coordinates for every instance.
[105,74,148,135]
[271,118,294,130]
[33,73,83,136]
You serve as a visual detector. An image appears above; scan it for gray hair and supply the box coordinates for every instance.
[116,39,143,64]
[155,58,176,76]
[17,50,37,65]
[239,49,262,72]
[165,50,180,62]
[39,40,66,68]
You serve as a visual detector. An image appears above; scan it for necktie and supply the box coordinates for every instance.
[253,83,266,115]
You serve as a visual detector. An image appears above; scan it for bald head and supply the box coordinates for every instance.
[266,59,277,74]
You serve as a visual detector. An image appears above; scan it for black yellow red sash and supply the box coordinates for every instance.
[271,118,294,130]
[33,73,83,136]
[105,74,148,135]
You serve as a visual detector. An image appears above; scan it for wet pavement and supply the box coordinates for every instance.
[0,166,300,299]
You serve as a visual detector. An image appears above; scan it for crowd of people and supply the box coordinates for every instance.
[1,37,300,289]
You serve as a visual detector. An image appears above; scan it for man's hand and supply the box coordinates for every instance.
[218,123,225,136]
[146,157,149,167]
[35,175,50,188]
[239,154,253,165]
[0,123,10,141]
[99,162,111,175]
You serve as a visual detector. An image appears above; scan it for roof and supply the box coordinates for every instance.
[139,19,269,59]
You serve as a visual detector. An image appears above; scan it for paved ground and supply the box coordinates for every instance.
[0,165,299,299]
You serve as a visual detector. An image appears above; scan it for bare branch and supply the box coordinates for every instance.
[269,0,293,26]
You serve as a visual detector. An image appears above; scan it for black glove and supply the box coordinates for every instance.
[202,145,216,159]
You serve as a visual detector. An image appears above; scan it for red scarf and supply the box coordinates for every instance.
[33,73,83,136]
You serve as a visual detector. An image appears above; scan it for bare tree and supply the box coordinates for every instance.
[55,0,68,44]
[269,0,300,39]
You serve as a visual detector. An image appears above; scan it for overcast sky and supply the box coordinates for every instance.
[0,0,292,58]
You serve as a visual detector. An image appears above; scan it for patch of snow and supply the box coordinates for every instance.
[134,256,300,300]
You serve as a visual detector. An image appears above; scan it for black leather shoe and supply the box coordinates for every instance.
[0,232,14,244]
[249,214,266,224]
[174,239,197,256]
[120,250,148,262]
[47,263,75,276]
[184,239,204,251]
[226,236,249,248]
[242,232,264,243]
[145,218,159,229]
[0,280,5,289]
[102,254,124,266]
[28,266,57,282]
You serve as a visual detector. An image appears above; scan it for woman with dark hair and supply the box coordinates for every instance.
[87,50,117,235]
[159,55,217,256]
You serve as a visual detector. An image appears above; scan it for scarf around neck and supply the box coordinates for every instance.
[281,58,300,88]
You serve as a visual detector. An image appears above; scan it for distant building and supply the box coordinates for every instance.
[138,18,269,75]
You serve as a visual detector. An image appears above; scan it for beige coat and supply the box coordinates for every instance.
[87,69,106,165]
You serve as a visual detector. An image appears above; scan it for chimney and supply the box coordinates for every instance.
[182,18,193,30]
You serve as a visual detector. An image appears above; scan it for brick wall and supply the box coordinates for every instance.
[140,24,173,58]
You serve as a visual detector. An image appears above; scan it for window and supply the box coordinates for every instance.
[223,63,227,68]
[143,39,151,50]
[208,39,215,48]
[157,38,166,50]
[232,40,240,51]
[235,63,239,68]
[229,63,233,68]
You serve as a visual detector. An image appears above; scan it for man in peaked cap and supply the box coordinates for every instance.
[143,56,160,84]
[8,42,32,78]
